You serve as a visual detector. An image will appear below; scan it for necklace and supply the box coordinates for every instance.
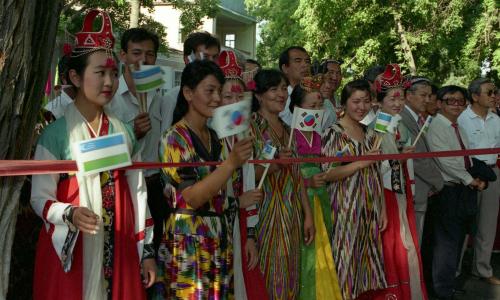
[183,118,212,153]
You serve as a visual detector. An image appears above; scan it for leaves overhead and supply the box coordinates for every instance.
[246,0,499,85]
[60,0,220,54]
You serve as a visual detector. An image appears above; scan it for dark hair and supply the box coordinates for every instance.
[67,49,118,88]
[363,65,385,82]
[245,58,261,70]
[58,55,71,84]
[431,84,438,95]
[183,31,220,56]
[172,60,225,124]
[121,28,160,55]
[289,85,308,113]
[436,85,468,102]
[252,69,287,112]
[468,77,493,96]
[278,46,307,71]
[340,79,371,106]
[320,59,343,74]
[406,76,432,93]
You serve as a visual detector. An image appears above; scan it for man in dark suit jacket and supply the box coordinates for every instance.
[400,77,444,244]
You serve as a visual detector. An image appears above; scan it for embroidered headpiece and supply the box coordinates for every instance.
[218,50,242,80]
[375,64,407,92]
[300,74,323,92]
[71,10,115,65]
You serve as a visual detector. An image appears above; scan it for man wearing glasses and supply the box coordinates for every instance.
[458,78,500,285]
[427,85,487,299]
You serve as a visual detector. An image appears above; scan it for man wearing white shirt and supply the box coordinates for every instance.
[160,32,220,134]
[107,28,165,252]
[44,55,75,119]
[278,46,311,126]
[427,85,486,299]
[458,78,500,285]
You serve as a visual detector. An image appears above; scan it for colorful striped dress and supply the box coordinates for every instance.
[250,113,302,300]
[295,129,342,300]
[321,123,386,299]
[158,119,233,299]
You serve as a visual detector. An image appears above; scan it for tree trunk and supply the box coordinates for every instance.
[129,0,140,28]
[0,0,62,298]
[393,11,417,75]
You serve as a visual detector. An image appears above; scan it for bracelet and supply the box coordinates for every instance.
[63,206,77,232]
[247,227,256,239]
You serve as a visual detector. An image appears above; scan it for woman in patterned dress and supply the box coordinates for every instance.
[375,64,428,299]
[322,79,387,299]
[217,50,268,300]
[158,60,253,299]
[31,10,156,300]
[250,69,314,299]
[288,77,342,300]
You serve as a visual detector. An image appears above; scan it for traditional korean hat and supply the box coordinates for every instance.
[218,50,242,79]
[375,64,408,92]
[70,10,116,67]
[300,74,324,93]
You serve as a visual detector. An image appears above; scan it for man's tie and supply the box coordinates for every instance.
[451,123,471,169]
[417,114,426,128]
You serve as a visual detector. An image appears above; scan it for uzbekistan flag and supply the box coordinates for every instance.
[374,111,393,133]
[421,115,432,133]
[73,133,132,175]
[132,65,165,93]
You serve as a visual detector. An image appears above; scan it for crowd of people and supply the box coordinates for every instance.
[30,9,500,300]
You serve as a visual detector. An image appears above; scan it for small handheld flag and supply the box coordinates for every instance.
[412,116,433,147]
[374,111,393,133]
[131,65,165,93]
[288,107,324,148]
[257,141,277,189]
[211,98,252,138]
[387,114,402,134]
[73,133,132,175]
[360,109,376,126]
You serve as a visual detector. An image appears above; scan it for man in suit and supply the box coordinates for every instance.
[400,77,444,244]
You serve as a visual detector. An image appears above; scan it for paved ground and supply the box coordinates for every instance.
[433,249,500,300]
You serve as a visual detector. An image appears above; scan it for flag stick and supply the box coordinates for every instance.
[412,128,425,147]
[257,164,270,189]
[287,129,294,149]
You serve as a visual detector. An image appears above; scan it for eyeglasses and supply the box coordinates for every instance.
[442,97,466,106]
[482,90,495,97]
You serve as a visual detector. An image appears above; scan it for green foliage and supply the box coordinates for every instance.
[247,0,499,85]
[60,0,220,54]
[169,0,220,37]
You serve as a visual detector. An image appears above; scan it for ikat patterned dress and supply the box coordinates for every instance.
[158,119,233,299]
[250,112,302,300]
[321,123,387,299]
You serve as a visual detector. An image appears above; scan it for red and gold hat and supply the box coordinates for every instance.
[375,64,407,92]
[71,10,115,60]
[218,50,242,80]
[300,74,323,92]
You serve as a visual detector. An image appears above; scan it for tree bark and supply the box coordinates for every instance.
[0,0,62,298]
[393,11,417,75]
[129,0,140,28]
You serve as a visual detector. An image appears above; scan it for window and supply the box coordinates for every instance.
[224,34,235,48]
[174,71,182,87]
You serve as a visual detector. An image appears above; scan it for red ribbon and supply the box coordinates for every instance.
[1,147,499,177]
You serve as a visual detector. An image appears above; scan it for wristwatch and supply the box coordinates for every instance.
[63,205,77,232]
